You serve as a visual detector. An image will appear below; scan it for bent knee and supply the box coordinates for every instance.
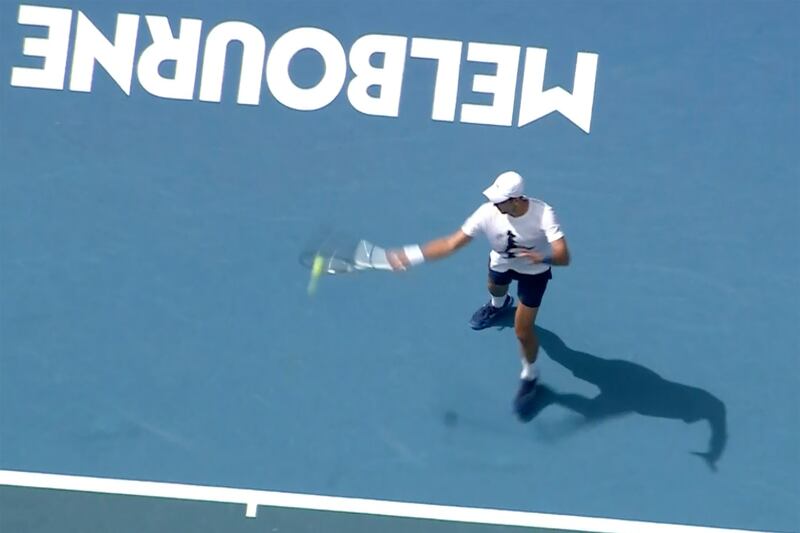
[488,281,509,294]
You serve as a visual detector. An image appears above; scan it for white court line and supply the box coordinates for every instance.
[0,469,764,533]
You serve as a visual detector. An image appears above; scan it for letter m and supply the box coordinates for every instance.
[518,48,598,133]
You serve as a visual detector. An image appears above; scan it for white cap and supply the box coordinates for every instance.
[482,171,525,203]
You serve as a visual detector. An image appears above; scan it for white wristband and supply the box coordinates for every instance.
[403,244,425,266]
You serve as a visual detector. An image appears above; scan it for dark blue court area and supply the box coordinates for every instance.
[1,1,798,532]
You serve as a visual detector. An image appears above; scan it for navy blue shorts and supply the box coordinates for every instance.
[489,267,552,308]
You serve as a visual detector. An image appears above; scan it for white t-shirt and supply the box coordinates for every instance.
[461,197,564,275]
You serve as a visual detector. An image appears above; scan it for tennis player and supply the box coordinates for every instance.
[387,171,570,415]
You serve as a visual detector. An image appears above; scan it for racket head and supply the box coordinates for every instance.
[298,230,392,275]
[299,250,360,274]
[298,230,365,275]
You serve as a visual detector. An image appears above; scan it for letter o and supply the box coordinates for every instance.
[266,27,346,111]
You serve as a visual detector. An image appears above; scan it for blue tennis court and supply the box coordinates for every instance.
[1,1,798,532]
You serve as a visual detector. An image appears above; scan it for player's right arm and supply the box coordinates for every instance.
[387,229,472,270]
[387,204,487,271]
[422,229,473,260]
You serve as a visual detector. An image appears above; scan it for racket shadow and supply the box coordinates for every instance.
[493,312,728,471]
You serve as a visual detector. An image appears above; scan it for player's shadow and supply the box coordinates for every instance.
[495,311,728,471]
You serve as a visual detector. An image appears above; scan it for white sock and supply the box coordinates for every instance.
[491,294,508,307]
[520,360,538,381]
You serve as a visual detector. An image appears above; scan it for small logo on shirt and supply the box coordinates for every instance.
[500,230,534,258]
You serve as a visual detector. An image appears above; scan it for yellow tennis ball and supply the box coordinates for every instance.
[311,255,325,277]
[308,255,325,295]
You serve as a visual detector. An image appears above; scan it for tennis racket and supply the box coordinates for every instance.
[299,234,393,275]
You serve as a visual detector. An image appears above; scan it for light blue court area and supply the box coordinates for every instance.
[1,1,798,532]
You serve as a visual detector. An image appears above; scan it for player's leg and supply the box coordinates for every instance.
[488,276,509,299]
[515,301,541,372]
[469,268,514,329]
[512,269,552,414]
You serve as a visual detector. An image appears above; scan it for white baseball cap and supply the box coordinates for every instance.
[482,171,525,203]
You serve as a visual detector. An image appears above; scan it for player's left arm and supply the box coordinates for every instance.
[542,203,570,266]
[517,236,570,266]
[548,236,570,266]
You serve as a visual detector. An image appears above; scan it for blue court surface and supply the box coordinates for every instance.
[1,1,798,532]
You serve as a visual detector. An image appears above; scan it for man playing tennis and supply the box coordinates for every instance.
[387,170,571,416]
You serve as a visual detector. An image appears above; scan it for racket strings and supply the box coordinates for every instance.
[299,237,391,274]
